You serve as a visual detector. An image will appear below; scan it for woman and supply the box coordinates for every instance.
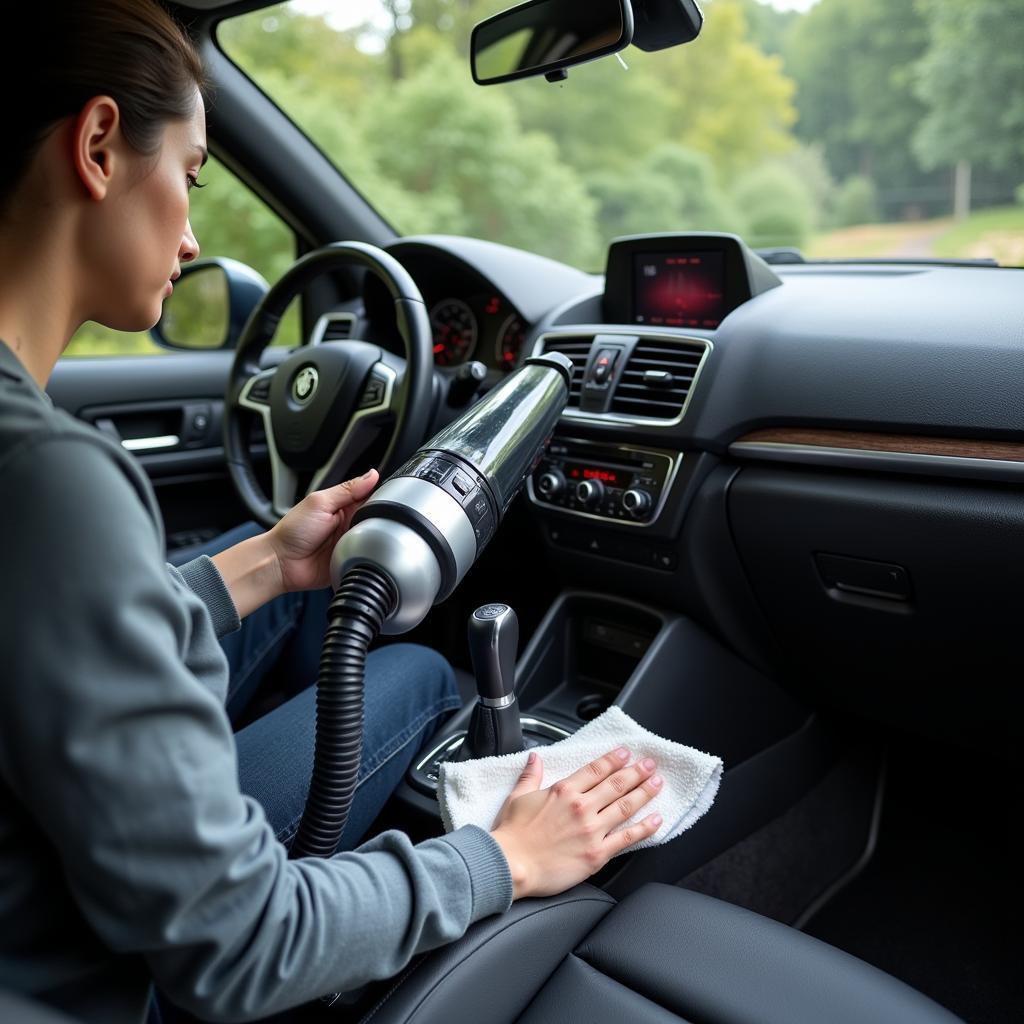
[0,3,664,1022]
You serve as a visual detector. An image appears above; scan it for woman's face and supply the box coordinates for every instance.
[81,89,206,332]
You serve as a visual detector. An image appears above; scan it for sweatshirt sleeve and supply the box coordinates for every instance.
[170,556,241,639]
[0,435,512,1022]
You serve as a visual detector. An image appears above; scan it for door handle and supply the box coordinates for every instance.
[92,415,181,452]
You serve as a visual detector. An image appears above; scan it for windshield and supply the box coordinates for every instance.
[219,0,1024,271]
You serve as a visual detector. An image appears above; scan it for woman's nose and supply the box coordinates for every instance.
[180,219,200,263]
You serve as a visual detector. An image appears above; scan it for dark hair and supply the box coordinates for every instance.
[3,0,210,208]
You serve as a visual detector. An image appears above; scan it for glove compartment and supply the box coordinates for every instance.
[728,466,1024,745]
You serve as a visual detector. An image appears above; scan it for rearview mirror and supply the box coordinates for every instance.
[471,0,633,86]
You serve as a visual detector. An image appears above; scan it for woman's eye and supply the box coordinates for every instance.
[186,175,206,191]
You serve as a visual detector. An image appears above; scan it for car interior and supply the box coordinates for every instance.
[9,0,1020,1022]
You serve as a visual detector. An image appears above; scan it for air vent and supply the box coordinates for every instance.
[610,339,706,420]
[316,314,356,343]
[539,335,592,407]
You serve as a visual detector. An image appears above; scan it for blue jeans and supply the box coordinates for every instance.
[170,521,461,851]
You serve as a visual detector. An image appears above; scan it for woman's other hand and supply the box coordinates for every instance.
[268,469,379,594]
[490,748,664,900]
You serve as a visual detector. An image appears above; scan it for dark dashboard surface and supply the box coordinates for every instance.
[355,233,1024,742]
[369,235,1024,452]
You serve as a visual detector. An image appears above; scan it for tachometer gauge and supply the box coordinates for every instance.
[429,299,478,366]
[496,314,527,370]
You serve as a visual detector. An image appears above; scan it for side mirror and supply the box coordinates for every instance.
[151,258,269,351]
[471,0,633,86]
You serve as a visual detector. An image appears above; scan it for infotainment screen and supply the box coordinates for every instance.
[633,251,727,328]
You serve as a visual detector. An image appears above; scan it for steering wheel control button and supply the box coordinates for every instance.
[358,374,386,409]
[451,472,473,497]
[292,366,319,404]
[247,375,272,404]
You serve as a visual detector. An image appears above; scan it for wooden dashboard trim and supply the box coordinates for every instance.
[733,428,1024,464]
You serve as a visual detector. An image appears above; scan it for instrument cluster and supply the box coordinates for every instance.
[427,292,527,371]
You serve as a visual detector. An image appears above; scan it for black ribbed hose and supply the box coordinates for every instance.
[289,565,398,860]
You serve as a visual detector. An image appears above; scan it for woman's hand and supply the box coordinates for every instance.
[267,469,379,594]
[490,748,663,900]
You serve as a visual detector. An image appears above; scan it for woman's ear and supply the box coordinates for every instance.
[72,96,121,202]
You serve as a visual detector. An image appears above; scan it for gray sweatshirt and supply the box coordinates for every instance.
[0,339,513,1023]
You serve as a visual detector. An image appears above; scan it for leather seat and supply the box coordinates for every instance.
[360,883,962,1024]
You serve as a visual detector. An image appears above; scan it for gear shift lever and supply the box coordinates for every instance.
[455,603,524,759]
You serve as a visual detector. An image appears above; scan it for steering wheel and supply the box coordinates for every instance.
[224,242,434,529]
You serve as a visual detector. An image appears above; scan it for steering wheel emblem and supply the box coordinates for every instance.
[293,366,319,404]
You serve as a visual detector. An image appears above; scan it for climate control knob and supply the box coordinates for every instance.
[622,488,653,518]
[536,469,566,499]
[575,479,605,507]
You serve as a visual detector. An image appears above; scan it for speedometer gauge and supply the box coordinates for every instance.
[496,314,526,370]
[429,299,478,366]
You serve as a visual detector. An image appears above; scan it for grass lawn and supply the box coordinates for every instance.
[930,205,1024,265]
[808,205,1024,266]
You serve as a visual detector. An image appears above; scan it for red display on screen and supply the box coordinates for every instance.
[568,465,626,486]
[634,251,726,328]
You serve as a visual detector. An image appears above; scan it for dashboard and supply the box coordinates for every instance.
[355,230,1024,743]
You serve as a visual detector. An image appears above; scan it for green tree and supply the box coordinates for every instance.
[366,52,601,266]
[785,0,934,203]
[504,52,675,180]
[737,0,798,56]
[645,0,797,181]
[834,175,880,227]
[732,163,814,248]
[587,145,745,241]
[913,0,1024,174]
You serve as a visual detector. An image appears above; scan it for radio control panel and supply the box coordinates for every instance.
[528,438,678,525]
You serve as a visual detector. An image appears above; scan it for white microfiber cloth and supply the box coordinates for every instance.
[438,705,723,854]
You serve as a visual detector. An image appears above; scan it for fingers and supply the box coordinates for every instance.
[591,758,662,824]
[606,813,664,858]
[318,468,379,510]
[508,751,543,799]
[561,746,632,793]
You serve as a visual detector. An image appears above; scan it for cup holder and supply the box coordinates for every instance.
[576,694,612,721]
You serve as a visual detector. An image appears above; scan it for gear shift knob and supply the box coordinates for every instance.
[456,603,524,759]
[467,603,519,703]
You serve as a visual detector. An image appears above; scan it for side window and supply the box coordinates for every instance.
[63,156,300,357]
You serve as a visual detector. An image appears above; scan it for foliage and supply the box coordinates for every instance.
[221,0,800,266]
[736,0,798,56]
[834,175,880,228]
[639,0,797,182]
[732,163,814,249]
[769,144,835,229]
[586,145,745,242]
[785,0,930,192]
[364,51,602,266]
[913,0,1024,173]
